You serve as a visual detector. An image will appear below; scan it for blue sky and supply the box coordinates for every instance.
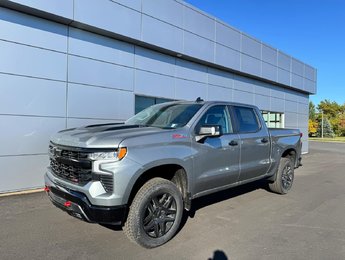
[185,0,345,105]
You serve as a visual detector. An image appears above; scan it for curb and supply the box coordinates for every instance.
[0,188,44,198]
[309,140,345,144]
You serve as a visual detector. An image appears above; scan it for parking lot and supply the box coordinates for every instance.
[1,141,345,260]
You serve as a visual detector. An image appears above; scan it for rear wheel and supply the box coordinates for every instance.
[269,157,294,194]
[124,178,183,248]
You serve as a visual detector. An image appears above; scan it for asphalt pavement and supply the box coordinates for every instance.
[1,141,345,260]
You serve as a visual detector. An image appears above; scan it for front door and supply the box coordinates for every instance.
[192,105,240,195]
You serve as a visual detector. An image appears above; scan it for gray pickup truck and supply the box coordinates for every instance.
[44,100,302,248]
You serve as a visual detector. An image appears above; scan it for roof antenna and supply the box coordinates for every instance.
[196,97,204,102]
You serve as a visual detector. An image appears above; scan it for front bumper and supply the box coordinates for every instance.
[45,181,127,225]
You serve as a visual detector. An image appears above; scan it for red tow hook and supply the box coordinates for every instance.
[44,186,50,192]
[64,201,72,207]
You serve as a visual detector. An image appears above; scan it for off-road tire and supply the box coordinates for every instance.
[269,157,294,194]
[124,178,183,248]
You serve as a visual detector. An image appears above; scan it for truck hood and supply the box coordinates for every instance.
[50,123,169,149]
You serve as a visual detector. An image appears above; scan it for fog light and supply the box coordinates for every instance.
[64,201,72,207]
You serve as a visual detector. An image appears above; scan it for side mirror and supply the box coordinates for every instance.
[198,125,222,137]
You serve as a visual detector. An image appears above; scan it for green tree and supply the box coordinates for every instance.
[317,117,335,138]
[317,100,342,119]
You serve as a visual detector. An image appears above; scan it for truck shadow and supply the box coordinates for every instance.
[179,180,269,230]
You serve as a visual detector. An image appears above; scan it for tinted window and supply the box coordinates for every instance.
[234,106,260,133]
[195,105,233,134]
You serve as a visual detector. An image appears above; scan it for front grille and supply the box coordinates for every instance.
[50,158,92,184]
[49,143,114,193]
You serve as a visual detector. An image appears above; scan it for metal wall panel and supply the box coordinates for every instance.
[0,40,67,80]
[3,0,73,20]
[68,56,134,91]
[110,0,142,11]
[241,35,261,59]
[69,28,134,67]
[175,59,208,83]
[284,112,298,128]
[142,0,183,28]
[74,0,141,39]
[255,82,271,96]
[207,67,233,88]
[304,65,316,81]
[0,8,67,52]
[298,114,309,127]
[0,74,66,117]
[142,15,183,53]
[215,43,240,70]
[298,93,309,104]
[261,62,277,82]
[0,155,49,192]
[278,51,291,71]
[233,89,254,105]
[277,68,290,86]
[291,58,304,76]
[67,83,133,120]
[0,115,65,156]
[270,97,285,112]
[255,94,270,111]
[175,79,208,101]
[183,6,215,40]
[291,74,304,90]
[233,76,255,93]
[241,54,261,77]
[285,89,299,102]
[262,44,277,65]
[304,78,316,93]
[298,103,309,115]
[135,70,175,98]
[285,100,298,113]
[208,85,232,102]
[183,31,214,63]
[270,86,285,99]
[135,46,175,76]
[215,21,241,51]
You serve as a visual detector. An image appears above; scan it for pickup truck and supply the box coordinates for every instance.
[44,99,302,248]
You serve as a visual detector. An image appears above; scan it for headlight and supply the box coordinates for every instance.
[88,147,127,161]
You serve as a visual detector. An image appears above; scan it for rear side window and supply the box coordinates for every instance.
[233,106,260,133]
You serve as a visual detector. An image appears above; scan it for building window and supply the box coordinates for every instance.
[135,95,174,114]
[261,111,284,128]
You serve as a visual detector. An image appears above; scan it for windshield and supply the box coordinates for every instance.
[125,103,203,129]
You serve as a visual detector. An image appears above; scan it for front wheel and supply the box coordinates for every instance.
[124,178,183,248]
[269,157,294,194]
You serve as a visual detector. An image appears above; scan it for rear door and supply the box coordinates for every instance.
[231,106,271,181]
[192,105,240,195]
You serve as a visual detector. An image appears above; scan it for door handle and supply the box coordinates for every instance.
[261,138,269,143]
[229,140,238,146]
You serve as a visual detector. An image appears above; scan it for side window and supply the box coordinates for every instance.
[233,106,260,133]
[195,105,233,134]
